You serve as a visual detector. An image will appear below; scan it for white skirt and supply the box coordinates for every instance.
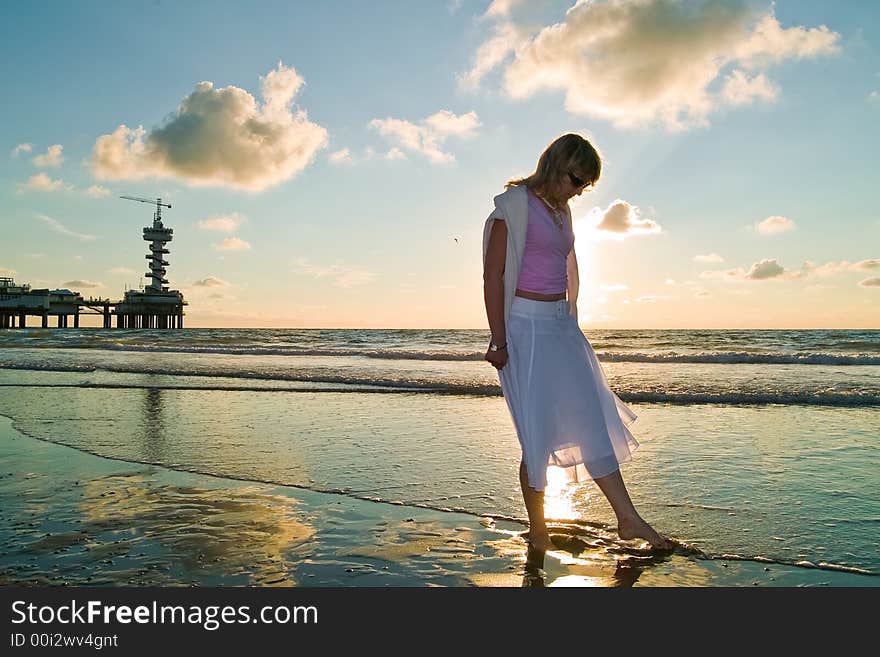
[499,297,639,492]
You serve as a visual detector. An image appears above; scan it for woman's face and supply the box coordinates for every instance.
[555,168,592,202]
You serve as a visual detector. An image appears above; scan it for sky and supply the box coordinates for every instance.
[1,0,878,329]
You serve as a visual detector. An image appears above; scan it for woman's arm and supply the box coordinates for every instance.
[566,247,579,319]
[483,219,508,369]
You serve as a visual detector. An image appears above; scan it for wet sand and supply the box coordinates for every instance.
[0,415,873,587]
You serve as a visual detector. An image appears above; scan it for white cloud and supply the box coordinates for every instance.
[294,258,378,288]
[369,109,480,163]
[0,266,16,276]
[869,90,880,104]
[636,295,670,303]
[694,253,724,263]
[33,144,64,168]
[802,259,880,277]
[108,267,135,275]
[460,21,521,91]
[756,215,796,234]
[328,148,353,165]
[721,69,779,106]
[198,213,246,232]
[465,1,840,130]
[483,0,522,20]
[600,283,628,292]
[384,147,407,161]
[703,258,880,283]
[35,214,96,241]
[85,185,110,198]
[20,173,73,192]
[63,279,102,288]
[591,199,662,237]
[746,258,786,279]
[11,143,32,157]
[859,277,880,287]
[192,276,231,287]
[213,237,251,251]
[90,62,328,192]
[664,278,675,285]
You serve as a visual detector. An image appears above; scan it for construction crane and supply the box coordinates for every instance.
[120,196,171,222]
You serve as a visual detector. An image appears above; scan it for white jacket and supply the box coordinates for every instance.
[482,184,578,327]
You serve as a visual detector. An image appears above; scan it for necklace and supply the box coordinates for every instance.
[535,191,565,228]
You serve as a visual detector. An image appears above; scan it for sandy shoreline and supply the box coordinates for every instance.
[0,415,874,587]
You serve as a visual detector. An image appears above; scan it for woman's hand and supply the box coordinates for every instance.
[485,345,508,370]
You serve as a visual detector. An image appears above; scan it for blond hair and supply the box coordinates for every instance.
[507,133,601,193]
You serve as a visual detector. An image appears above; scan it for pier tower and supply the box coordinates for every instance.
[114,196,187,328]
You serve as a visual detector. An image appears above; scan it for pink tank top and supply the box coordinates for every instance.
[516,189,575,294]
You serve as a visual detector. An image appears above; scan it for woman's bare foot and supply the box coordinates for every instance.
[617,515,674,550]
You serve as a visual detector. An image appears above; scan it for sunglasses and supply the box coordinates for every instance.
[567,172,591,188]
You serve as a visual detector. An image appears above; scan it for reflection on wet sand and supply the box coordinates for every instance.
[78,473,315,585]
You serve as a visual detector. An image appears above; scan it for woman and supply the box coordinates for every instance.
[482,133,672,552]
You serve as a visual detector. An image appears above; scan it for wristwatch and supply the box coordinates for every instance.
[489,341,507,352]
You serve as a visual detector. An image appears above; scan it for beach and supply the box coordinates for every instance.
[0,326,877,587]
[0,414,873,587]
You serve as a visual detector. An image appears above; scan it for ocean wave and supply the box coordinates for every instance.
[1,365,877,407]
[2,342,879,365]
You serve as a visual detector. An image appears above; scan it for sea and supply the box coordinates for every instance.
[0,327,877,578]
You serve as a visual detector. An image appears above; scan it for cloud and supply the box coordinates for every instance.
[801,259,880,277]
[85,185,110,198]
[32,144,64,168]
[192,276,231,287]
[600,283,628,292]
[755,215,795,234]
[636,295,670,303]
[328,148,353,165]
[198,213,245,232]
[859,277,880,287]
[591,199,662,237]
[721,69,779,105]
[63,280,102,288]
[465,1,840,130]
[294,258,377,288]
[703,258,880,283]
[213,237,251,251]
[369,109,480,163]
[11,143,32,157]
[0,267,16,276]
[108,267,136,275]
[460,21,521,91]
[745,258,785,279]
[701,258,788,281]
[35,214,96,241]
[483,0,522,20]
[694,253,724,263]
[384,147,407,160]
[90,62,328,192]
[20,173,73,192]
[870,90,880,104]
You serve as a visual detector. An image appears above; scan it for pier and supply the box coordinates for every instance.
[1,196,187,330]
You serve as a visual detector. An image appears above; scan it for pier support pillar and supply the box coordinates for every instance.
[74,313,79,329]
[42,314,48,328]
[57,315,63,328]
[19,312,26,328]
